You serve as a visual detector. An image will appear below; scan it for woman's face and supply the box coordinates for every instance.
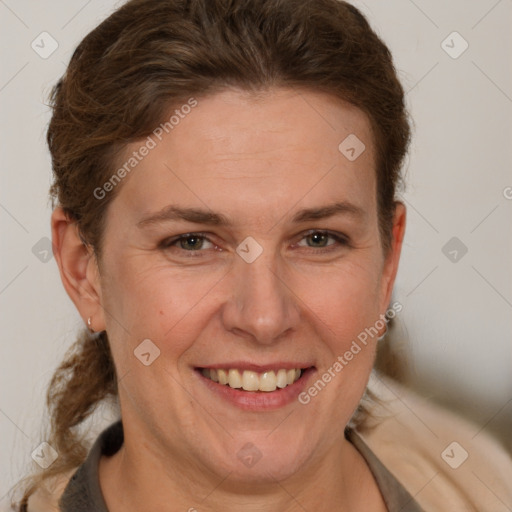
[93,87,404,483]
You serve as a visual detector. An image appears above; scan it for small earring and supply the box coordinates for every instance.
[377,322,388,342]
[87,316,94,333]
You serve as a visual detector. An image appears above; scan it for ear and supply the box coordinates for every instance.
[379,201,406,313]
[51,207,106,333]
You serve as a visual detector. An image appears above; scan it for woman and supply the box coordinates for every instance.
[12,0,512,511]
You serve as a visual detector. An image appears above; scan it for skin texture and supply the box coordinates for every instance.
[52,87,406,511]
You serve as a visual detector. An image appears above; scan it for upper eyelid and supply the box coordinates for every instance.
[160,232,214,248]
[295,229,348,242]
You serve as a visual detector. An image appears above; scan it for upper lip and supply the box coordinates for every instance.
[196,362,314,372]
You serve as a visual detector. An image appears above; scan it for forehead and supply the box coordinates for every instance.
[114,87,377,224]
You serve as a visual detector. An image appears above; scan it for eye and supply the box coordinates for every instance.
[295,230,349,251]
[159,230,349,258]
[159,232,216,255]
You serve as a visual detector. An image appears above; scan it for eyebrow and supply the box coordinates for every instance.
[137,201,366,228]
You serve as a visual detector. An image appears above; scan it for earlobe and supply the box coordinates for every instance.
[51,207,106,331]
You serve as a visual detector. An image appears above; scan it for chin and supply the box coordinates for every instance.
[205,433,315,485]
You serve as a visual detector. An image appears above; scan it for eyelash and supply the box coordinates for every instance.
[159,230,350,257]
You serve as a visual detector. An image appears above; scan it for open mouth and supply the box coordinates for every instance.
[197,367,312,392]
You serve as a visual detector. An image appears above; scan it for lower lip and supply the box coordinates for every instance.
[195,367,316,411]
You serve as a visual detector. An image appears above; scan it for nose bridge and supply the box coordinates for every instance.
[222,249,299,344]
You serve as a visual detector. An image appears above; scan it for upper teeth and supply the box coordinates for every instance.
[201,368,302,392]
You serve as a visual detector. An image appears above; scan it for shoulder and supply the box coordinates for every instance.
[25,421,122,512]
[358,373,512,511]
[23,470,76,512]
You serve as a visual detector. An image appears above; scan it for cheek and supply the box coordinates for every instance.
[100,255,227,354]
[296,258,383,336]
[295,264,383,419]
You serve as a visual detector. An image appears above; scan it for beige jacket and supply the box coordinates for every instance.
[22,374,512,511]
[358,373,512,511]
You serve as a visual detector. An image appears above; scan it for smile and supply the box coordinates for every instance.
[200,368,305,392]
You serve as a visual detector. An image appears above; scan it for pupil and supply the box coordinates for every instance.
[310,233,327,247]
[182,236,202,250]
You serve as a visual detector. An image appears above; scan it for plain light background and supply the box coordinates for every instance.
[1,0,511,502]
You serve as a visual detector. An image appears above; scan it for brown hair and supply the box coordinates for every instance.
[14,0,410,507]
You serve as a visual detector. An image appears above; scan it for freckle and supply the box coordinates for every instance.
[159,310,164,316]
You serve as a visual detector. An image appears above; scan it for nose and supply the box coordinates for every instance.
[220,252,301,345]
